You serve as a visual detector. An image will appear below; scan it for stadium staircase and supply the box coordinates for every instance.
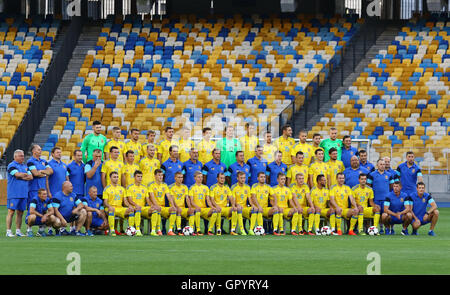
[293,22,402,133]
[31,24,102,152]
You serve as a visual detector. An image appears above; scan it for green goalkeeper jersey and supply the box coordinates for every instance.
[319,138,343,162]
[81,133,107,163]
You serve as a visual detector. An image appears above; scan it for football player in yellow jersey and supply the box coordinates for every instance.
[125,170,152,237]
[121,150,139,187]
[310,174,335,235]
[310,133,324,162]
[327,148,345,187]
[329,173,359,235]
[231,171,258,235]
[290,172,315,235]
[286,151,309,186]
[102,171,135,236]
[125,128,143,164]
[178,127,195,163]
[271,173,299,235]
[209,173,238,235]
[197,127,216,165]
[101,146,124,188]
[139,143,160,185]
[290,130,314,166]
[262,131,278,163]
[308,149,330,189]
[148,169,179,236]
[104,127,125,161]
[158,127,178,164]
[274,124,295,166]
[188,171,218,235]
[169,172,195,235]
[141,130,159,159]
[353,173,380,235]
[250,172,278,232]
[240,122,259,163]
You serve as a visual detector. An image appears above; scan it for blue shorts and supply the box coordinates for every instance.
[91,216,104,228]
[374,200,384,214]
[413,215,430,226]
[63,214,78,223]
[26,215,43,226]
[390,215,404,225]
[7,198,27,211]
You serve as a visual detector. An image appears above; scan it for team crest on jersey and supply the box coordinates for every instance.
[385,175,388,179]
[10,202,13,207]
[422,198,426,203]
[96,204,99,208]
[412,169,415,173]
[178,165,182,169]
[400,198,404,202]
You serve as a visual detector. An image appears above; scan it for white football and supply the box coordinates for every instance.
[321,226,332,236]
[126,226,136,236]
[368,226,379,236]
[182,226,194,236]
[254,226,265,236]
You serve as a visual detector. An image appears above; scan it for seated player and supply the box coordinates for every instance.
[410,182,439,236]
[26,188,59,237]
[250,172,278,234]
[83,186,108,235]
[352,173,380,235]
[103,172,135,237]
[188,171,218,235]
[52,181,88,236]
[329,173,359,235]
[290,173,315,235]
[169,171,196,235]
[271,173,299,236]
[381,181,413,235]
[148,169,179,236]
[210,173,238,235]
[310,174,335,235]
[232,171,258,235]
[126,170,153,237]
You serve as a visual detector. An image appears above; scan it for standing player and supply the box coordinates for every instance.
[81,120,107,162]
[266,151,287,187]
[6,149,33,237]
[103,172,135,236]
[121,150,139,188]
[125,128,143,164]
[26,188,58,237]
[141,130,159,160]
[410,182,439,236]
[216,125,241,168]
[231,172,257,235]
[161,145,183,186]
[46,147,69,198]
[327,148,345,187]
[250,172,278,233]
[84,186,108,235]
[178,127,195,163]
[227,151,250,186]
[319,127,342,162]
[329,173,358,235]
[139,144,160,186]
[310,174,335,235]
[104,126,125,160]
[240,122,259,163]
[262,131,278,164]
[182,148,203,188]
[85,149,103,197]
[188,171,218,235]
[202,148,227,188]
[358,150,375,173]
[311,133,324,162]
[341,135,358,169]
[353,174,380,235]
[101,146,124,188]
[396,151,423,196]
[158,127,178,164]
[291,130,314,166]
[381,181,413,235]
[286,151,309,187]
[126,170,152,236]
[290,173,315,235]
[27,144,52,209]
[169,172,196,234]
[343,156,369,188]
[271,173,299,235]
[247,145,268,186]
[309,149,330,189]
[274,124,295,166]
[210,173,238,235]
[67,150,85,200]
[196,127,215,165]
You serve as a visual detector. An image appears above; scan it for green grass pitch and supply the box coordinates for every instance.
[0,206,449,275]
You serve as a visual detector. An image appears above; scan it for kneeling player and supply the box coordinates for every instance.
[210,173,237,235]
[103,172,135,236]
[250,172,278,234]
[169,172,196,235]
[84,186,108,235]
[410,182,439,236]
[329,173,358,235]
[290,172,315,235]
[26,188,59,237]
[126,170,152,236]
[381,181,413,235]
[353,173,380,235]
[188,171,218,235]
[310,174,335,235]
[271,173,299,235]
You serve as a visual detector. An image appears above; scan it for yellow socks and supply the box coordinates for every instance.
[231,211,237,231]
[358,213,364,232]
[168,212,176,231]
[108,212,115,231]
[257,212,263,227]
[374,212,380,228]
[216,212,222,230]
[194,211,201,232]
[314,213,320,231]
[135,211,141,231]
[273,213,279,231]
[308,213,314,231]
[208,213,217,232]
[250,212,257,230]
[128,213,135,227]
[151,211,158,232]
[335,214,341,231]
[291,213,298,232]
[350,216,358,231]
[297,213,303,232]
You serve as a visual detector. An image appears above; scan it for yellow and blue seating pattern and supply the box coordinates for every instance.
[310,17,450,173]
[0,16,59,157]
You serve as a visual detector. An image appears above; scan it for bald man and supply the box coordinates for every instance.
[383,157,398,185]
[343,156,369,188]
[51,181,87,236]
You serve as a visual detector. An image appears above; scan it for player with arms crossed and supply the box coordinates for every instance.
[209,173,237,235]
[352,173,380,235]
[271,173,299,235]
[310,174,335,235]
[290,173,315,235]
[410,182,439,236]
[329,173,358,235]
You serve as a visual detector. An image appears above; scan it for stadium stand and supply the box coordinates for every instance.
[0,15,60,158]
[309,17,450,173]
[43,14,361,162]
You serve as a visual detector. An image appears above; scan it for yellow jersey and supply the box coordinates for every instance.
[101,159,124,187]
[250,183,273,208]
[179,139,195,163]
[263,143,278,163]
[240,135,259,163]
[125,140,143,164]
[169,183,189,208]
[231,183,251,207]
[274,136,295,166]
[148,181,170,207]
[196,139,216,165]
[139,156,160,185]
[287,164,309,181]
[290,142,314,166]
[103,184,126,207]
[126,184,149,207]
[209,183,232,208]
[271,185,292,209]
[141,142,159,159]
[158,138,179,163]
[352,184,374,207]
[327,160,345,187]
[330,184,354,209]
[104,139,126,159]
[188,183,210,208]
[309,161,329,187]
[310,186,330,209]
[290,183,310,207]
[121,162,139,187]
